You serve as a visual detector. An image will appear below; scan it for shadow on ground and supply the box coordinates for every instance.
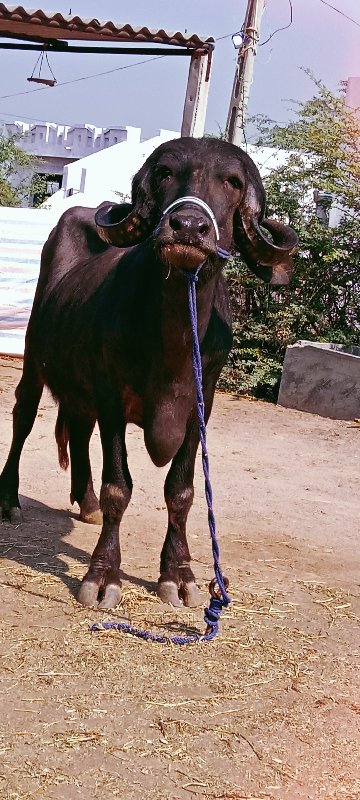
[0,495,157,600]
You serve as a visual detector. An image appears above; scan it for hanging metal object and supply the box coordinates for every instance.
[27,48,57,87]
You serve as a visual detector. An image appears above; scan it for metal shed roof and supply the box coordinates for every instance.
[0,4,214,49]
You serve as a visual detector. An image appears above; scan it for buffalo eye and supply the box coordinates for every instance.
[225,175,243,190]
[155,166,173,183]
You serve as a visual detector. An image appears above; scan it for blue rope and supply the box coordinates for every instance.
[91,617,220,645]
[91,263,231,644]
[185,265,231,615]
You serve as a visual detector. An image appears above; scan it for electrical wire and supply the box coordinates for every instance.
[0,54,166,101]
[259,0,293,46]
[214,31,237,42]
[0,110,75,125]
[0,29,237,103]
[318,0,360,29]
[0,30,237,121]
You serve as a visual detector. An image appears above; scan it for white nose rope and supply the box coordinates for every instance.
[161,196,220,242]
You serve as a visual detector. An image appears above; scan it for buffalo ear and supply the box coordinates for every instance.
[234,182,298,285]
[95,160,158,248]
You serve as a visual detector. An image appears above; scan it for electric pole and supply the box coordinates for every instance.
[226,0,265,146]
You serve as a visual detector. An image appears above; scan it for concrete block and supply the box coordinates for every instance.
[278,340,360,420]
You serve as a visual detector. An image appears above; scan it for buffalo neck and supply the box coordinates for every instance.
[159,260,220,376]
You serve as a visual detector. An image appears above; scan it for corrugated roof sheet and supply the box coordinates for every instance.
[0,4,214,49]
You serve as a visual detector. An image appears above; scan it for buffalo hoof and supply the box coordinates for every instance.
[179,581,202,608]
[157,579,201,607]
[77,580,99,608]
[77,578,122,609]
[0,503,23,524]
[98,584,122,610]
[157,580,183,606]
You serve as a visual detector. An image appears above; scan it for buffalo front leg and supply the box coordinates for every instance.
[158,416,202,608]
[0,360,43,523]
[77,404,132,609]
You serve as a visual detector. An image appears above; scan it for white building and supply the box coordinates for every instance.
[1,120,132,205]
[44,126,180,210]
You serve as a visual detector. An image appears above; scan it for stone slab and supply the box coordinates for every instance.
[278,340,360,420]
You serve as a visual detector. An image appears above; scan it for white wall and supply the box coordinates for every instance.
[0,207,59,355]
[56,127,180,209]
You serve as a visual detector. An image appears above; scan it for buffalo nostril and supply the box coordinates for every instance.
[198,221,210,235]
[169,214,183,231]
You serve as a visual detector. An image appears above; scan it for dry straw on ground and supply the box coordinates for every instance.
[1,358,359,799]
[1,558,359,800]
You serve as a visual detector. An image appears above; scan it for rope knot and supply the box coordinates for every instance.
[189,271,199,283]
[180,268,200,283]
[209,575,231,607]
[204,596,223,629]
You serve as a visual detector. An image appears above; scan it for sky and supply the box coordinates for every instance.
[0,0,359,139]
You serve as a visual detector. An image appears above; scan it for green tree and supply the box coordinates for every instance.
[0,132,46,207]
[220,76,360,400]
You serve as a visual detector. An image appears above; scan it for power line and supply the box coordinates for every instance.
[0,32,236,123]
[0,33,249,132]
[0,110,98,127]
[0,106,291,129]
[259,0,293,46]
[318,0,360,29]
[0,54,166,101]
[0,31,236,103]
[214,31,237,42]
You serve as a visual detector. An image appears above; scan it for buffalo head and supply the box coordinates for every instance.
[95,137,297,284]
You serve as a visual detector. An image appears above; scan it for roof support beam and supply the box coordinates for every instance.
[181,49,212,138]
[0,42,191,56]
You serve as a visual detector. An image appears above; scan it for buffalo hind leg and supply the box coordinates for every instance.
[65,412,102,525]
[0,360,43,522]
[158,415,201,608]
[77,402,132,609]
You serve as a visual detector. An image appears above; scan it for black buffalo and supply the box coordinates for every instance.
[0,137,297,609]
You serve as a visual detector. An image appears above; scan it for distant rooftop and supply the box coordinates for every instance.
[0,4,213,49]
[1,119,140,161]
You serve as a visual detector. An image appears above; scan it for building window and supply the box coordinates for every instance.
[31,172,62,207]
[78,134,81,142]
[104,136,109,145]
[39,132,44,139]
[114,136,118,143]
[46,180,60,195]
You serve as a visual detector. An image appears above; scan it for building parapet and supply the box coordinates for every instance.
[1,120,137,159]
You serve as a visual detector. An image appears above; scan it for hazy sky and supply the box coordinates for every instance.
[0,0,359,138]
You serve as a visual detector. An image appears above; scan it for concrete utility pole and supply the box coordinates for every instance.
[226,0,265,146]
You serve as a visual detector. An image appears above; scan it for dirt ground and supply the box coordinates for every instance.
[0,354,359,800]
